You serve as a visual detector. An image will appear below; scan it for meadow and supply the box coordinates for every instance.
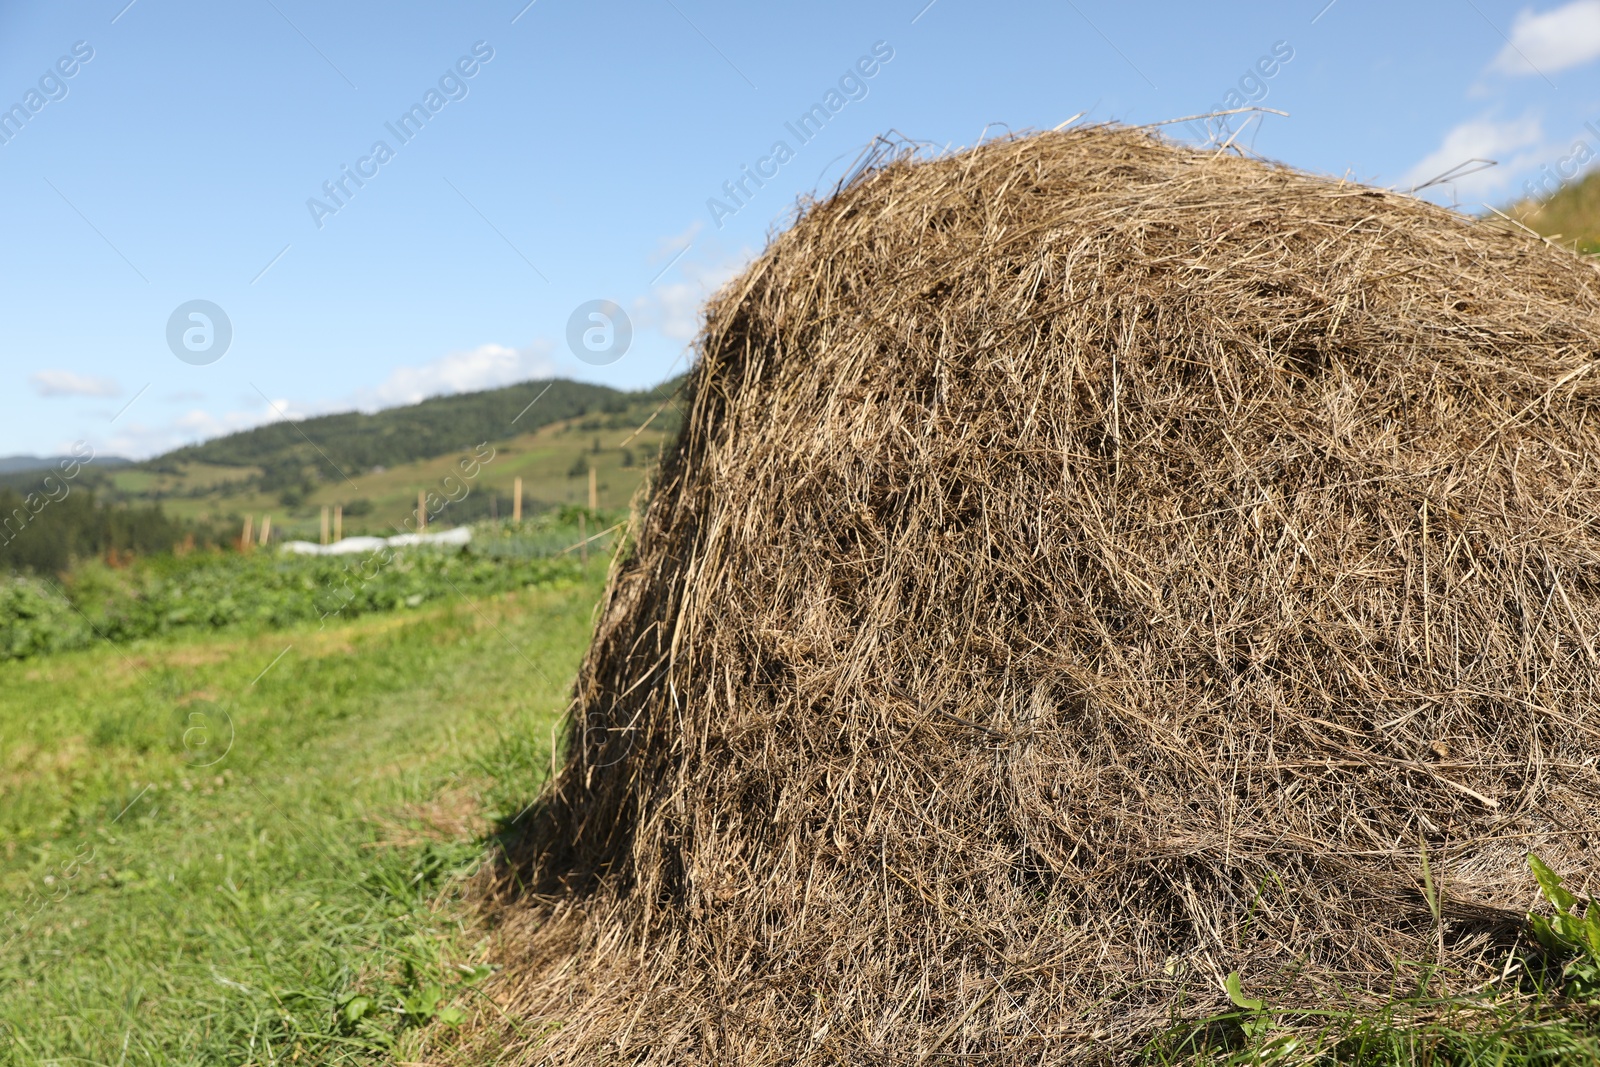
[0,520,609,1065]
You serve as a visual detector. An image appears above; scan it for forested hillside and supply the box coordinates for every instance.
[0,487,224,574]
[156,377,677,492]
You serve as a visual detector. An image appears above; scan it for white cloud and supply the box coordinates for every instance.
[1491,0,1600,76]
[357,341,556,410]
[103,398,301,459]
[73,342,560,459]
[633,244,750,342]
[1402,114,1546,198]
[30,370,122,398]
[634,281,708,342]
[651,220,703,264]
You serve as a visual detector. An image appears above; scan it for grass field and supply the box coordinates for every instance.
[0,561,610,1065]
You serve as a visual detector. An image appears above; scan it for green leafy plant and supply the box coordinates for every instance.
[338,992,374,1028]
[1527,854,1600,1000]
[401,982,444,1021]
[455,963,494,985]
[1224,971,1273,1039]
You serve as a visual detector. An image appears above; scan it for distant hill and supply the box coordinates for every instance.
[1,374,688,569]
[88,375,688,541]
[1510,167,1600,254]
[0,454,131,475]
[155,377,677,483]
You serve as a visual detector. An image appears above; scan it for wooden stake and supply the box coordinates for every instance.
[333,505,342,542]
[259,516,271,547]
[513,476,523,522]
[579,512,587,562]
[321,505,330,545]
[588,466,598,511]
[241,515,253,552]
[418,490,427,533]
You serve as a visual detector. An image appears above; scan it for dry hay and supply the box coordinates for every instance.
[477,125,1600,1064]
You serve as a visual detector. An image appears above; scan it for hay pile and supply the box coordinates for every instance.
[483,126,1600,1064]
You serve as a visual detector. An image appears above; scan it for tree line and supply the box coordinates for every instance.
[0,485,226,574]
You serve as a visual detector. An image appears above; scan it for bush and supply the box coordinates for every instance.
[0,576,92,659]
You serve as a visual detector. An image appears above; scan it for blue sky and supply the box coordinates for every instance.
[2,0,1598,459]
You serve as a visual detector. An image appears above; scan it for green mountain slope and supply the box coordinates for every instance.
[1511,167,1600,254]
[156,378,674,486]
[101,375,685,543]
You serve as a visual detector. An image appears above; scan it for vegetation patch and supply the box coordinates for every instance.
[0,512,613,661]
[0,571,607,1064]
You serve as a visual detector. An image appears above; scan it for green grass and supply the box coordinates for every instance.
[1144,995,1600,1066]
[0,563,609,1064]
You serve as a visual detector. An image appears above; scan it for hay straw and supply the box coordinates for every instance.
[468,125,1600,1064]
